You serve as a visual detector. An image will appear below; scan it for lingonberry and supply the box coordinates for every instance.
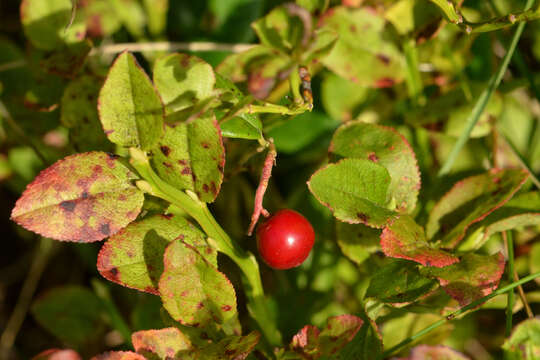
[256,209,315,270]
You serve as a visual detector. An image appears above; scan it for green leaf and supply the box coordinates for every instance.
[421,253,505,306]
[31,286,106,346]
[426,169,529,249]
[502,318,540,360]
[40,40,91,78]
[82,0,121,37]
[366,259,438,303]
[153,53,215,115]
[142,0,168,36]
[11,152,144,242]
[320,6,405,88]
[198,332,260,359]
[159,240,237,327]
[381,215,459,267]
[90,352,145,360]
[132,327,192,359]
[295,0,327,12]
[220,113,263,140]
[21,0,86,50]
[339,313,383,360]
[61,75,111,152]
[150,113,225,202]
[97,214,214,294]
[408,345,470,359]
[303,29,338,62]
[98,52,164,150]
[321,73,370,122]
[330,121,421,213]
[308,158,396,227]
[290,315,364,359]
[336,222,380,265]
[217,45,276,83]
[110,0,145,38]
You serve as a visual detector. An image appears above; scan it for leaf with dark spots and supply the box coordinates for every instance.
[330,121,421,213]
[90,352,145,360]
[151,113,225,203]
[420,253,505,306]
[159,240,237,327]
[97,214,214,294]
[11,152,143,242]
[132,328,192,360]
[380,215,459,267]
[426,169,529,249]
[290,315,364,359]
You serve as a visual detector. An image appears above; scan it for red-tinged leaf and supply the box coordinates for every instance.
[330,121,421,213]
[132,327,192,359]
[32,349,82,360]
[426,169,529,249]
[421,253,505,306]
[408,345,470,360]
[151,113,225,203]
[90,352,146,360]
[290,315,364,359]
[339,313,383,360]
[380,215,459,267]
[502,318,540,360]
[11,152,144,242]
[97,214,214,294]
[159,240,237,327]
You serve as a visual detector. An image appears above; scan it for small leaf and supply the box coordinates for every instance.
[220,113,263,140]
[336,222,380,265]
[97,214,214,294]
[308,158,396,228]
[32,349,82,360]
[331,121,421,213]
[421,253,505,306]
[150,113,225,202]
[303,28,338,62]
[426,169,529,249]
[11,152,144,242]
[291,315,364,359]
[380,215,459,267]
[21,0,86,50]
[366,259,438,303]
[320,7,404,88]
[408,345,470,360]
[159,240,237,327]
[153,53,215,115]
[132,327,192,359]
[91,352,145,360]
[98,52,164,150]
[31,286,106,346]
[502,318,540,360]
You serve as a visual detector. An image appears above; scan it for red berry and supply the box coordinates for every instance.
[256,209,315,270]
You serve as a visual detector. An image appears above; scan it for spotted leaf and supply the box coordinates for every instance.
[11,152,144,242]
[159,240,237,327]
[132,327,192,359]
[97,214,215,294]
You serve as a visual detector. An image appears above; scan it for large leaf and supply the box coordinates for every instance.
[336,222,380,265]
[290,315,364,359]
[320,6,404,88]
[159,240,237,327]
[98,52,164,150]
[366,259,438,303]
[153,53,215,115]
[502,318,540,360]
[150,113,225,203]
[31,286,106,346]
[426,169,529,249]
[132,327,192,359]
[381,215,459,267]
[421,253,505,306]
[330,121,421,213]
[407,345,470,360]
[97,214,214,294]
[308,158,396,228]
[11,152,144,242]
[20,0,86,50]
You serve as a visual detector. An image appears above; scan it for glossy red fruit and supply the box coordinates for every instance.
[256,209,315,270]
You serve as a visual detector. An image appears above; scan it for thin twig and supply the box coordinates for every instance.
[514,268,534,318]
[503,231,515,336]
[89,41,254,56]
[0,238,56,356]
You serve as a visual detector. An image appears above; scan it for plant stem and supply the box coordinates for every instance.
[242,102,309,116]
[437,0,535,176]
[498,131,540,190]
[129,148,282,347]
[404,39,425,107]
[90,41,254,56]
[504,231,515,336]
[381,270,540,358]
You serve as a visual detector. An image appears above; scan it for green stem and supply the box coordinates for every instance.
[505,231,515,337]
[129,148,282,347]
[381,270,540,358]
[404,39,425,107]
[437,0,535,176]
[240,102,309,116]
